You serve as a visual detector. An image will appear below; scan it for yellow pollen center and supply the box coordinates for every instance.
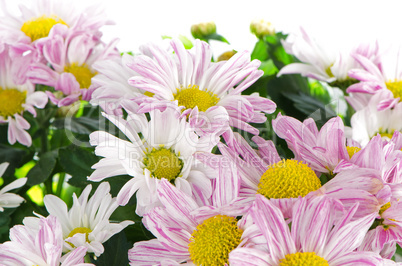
[385,80,402,100]
[377,128,395,140]
[0,88,27,118]
[188,215,243,266]
[64,63,97,89]
[346,146,361,158]
[379,202,391,216]
[66,227,92,248]
[174,85,219,112]
[21,15,68,41]
[257,159,321,199]
[143,148,183,181]
[279,252,329,266]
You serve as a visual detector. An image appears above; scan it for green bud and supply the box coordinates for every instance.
[191,21,216,39]
[250,19,275,39]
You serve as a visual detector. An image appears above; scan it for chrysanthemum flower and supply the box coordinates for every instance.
[0,215,90,266]
[33,182,133,257]
[272,113,350,174]
[90,53,145,116]
[0,162,27,212]
[0,42,48,146]
[229,194,382,265]
[128,171,252,266]
[278,27,379,87]
[346,91,402,147]
[126,38,276,137]
[347,49,402,111]
[89,107,218,216]
[0,0,112,44]
[210,132,382,219]
[27,26,119,106]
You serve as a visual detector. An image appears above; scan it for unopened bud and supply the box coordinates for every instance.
[250,19,275,39]
[191,21,216,39]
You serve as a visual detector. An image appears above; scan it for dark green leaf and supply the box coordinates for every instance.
[53,116,99,135]
[91,231,130,266]
[26,150,58,186]
[0,144,32,178]
[203,33,230,44]
[59,145,98,188]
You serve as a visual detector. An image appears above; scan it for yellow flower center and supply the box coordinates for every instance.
[21,15,68,41]
[143,148,183,181]
[346,146,361,158]
[174,85,219,112]
[279,252,329,266]
[0,88,27,118]
[188,215,243,266]
[66,227,92,248]
[379,202,391,216]
[257,159,321,199]
[64,63,97,89]
[385,79,402,100]
[377,128,395,140]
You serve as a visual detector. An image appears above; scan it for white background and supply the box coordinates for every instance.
[4,0,402,55]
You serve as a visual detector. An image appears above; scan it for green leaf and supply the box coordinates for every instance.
[0,144,32,178]
[53,116,99,135]
[58,145,98,188]
[178,35,194,49]
[91,231,130,266]
[26,150,58,186]
[251,40,269,61]
[259,59,278,77]
[203,33,230,44]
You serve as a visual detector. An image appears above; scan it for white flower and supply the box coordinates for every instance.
[89,106,218,216]
[0,162,27,212]
[37,182,133,257]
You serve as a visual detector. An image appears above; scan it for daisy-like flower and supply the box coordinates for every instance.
[347,48,402,111]
[209,131,382,219]
[90,53,145,116]
[34,182,133,257]
[0,0,112,44]
[126,38,276,137]
[128,169,251,266]
[0,42,48,146]
[0,215,91,266]
[89,106,218,216]
[0,162,27,212]
[27,26,120,107]
[272,113,350,174]
[229,194,382,265]
[278,27,379,88]
[346,90,402,147]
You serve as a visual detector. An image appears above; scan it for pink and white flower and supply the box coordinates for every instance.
[89,107,218,216]
[229,194,382,265]
[210,132,382,219]
[126,38,276,137]
[0,215,91,266]
[0,42,48,146]
[347,47,402,111]
[27,26,119,107]
[128,172,251,266]
[0,0,113,45]
[278,27,380,85]
[32,182,133,257]
[90,53,145,116]
[0,162,27,212]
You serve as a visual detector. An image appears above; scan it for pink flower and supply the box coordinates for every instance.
[0,42,48,146]
[128,170,251,266]
[0,216,91,266]
[272,113,349,174]
[126,38,276,137]
[27,26,119,106]
[229,194,382,265]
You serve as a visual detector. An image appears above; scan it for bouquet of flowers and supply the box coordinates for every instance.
[1,1,402,265]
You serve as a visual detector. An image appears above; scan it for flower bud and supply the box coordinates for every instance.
[250,19,275,39]
[191,21,216,39]
[217,50,237,61]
